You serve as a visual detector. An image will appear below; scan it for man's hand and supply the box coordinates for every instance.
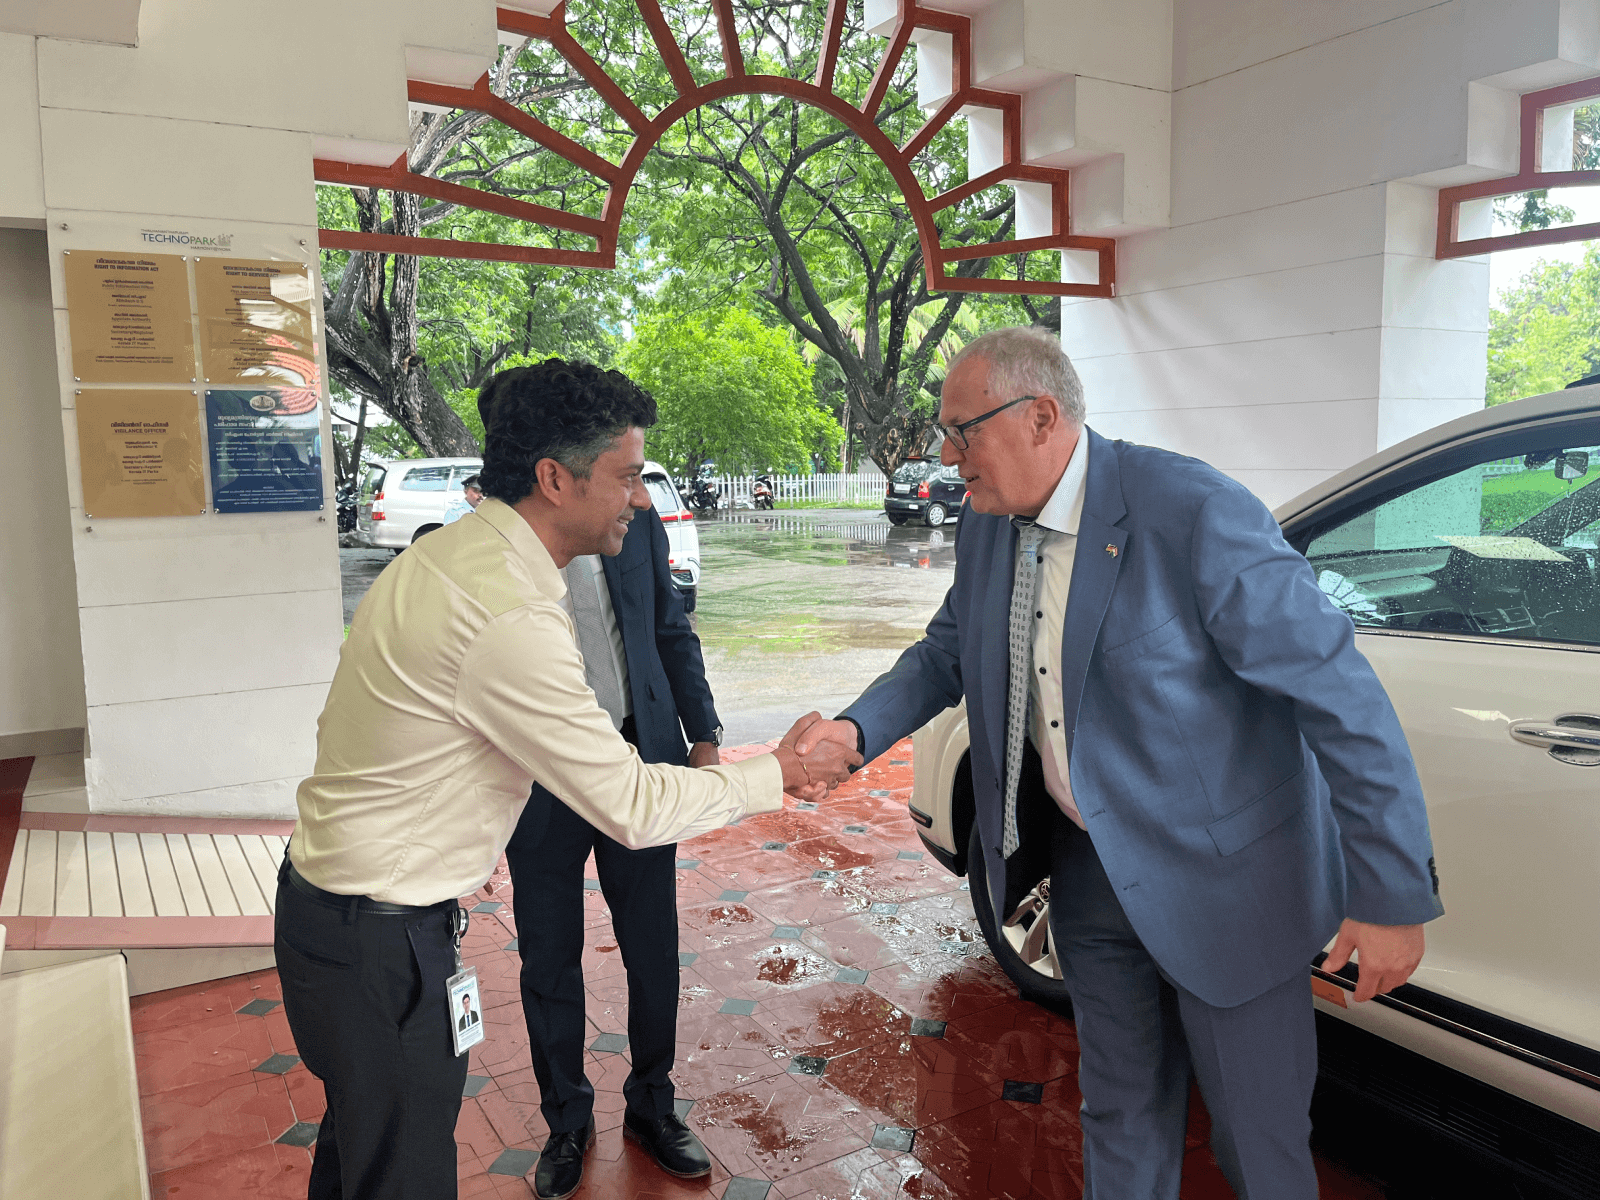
[1323,919,1425,1003]
[775,712,862,798]
[790,716,859,758]
[688,741,720,769]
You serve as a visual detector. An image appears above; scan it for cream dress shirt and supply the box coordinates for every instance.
[1028,431,1090,828]
[560,554,632,729]
[288,498,781,905]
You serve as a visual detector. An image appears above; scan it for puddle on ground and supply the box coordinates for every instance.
[701,511,958,570]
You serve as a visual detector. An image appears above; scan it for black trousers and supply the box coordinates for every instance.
[275,867,467,1200]
[505,736,681,1133]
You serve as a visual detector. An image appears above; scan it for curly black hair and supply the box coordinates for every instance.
[477,358,657,504]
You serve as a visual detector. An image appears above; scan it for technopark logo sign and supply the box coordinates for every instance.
[140,228,235,251]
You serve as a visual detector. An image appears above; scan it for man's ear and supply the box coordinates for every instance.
[1031,394,1063,442]
[533,457,570,505]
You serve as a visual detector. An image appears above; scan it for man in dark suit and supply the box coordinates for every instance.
[458,995,479,1032]
[506,502,721,1200]
[794,326,1443,1198]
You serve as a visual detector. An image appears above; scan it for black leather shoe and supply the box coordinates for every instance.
[533,1121,594,1200]
[622,1109,711,1178]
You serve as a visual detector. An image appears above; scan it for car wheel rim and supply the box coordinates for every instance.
[1001,879,1060,980]
[927,505,946,526]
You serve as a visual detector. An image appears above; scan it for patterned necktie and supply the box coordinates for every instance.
[564,559,625,728]
[1002,522,1046,858]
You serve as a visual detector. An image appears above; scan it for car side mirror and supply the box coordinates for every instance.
[1556,451,1590,482]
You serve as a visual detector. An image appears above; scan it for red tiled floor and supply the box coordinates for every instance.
[130,740,1389,1198]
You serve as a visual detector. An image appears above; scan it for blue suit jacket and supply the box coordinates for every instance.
[841,429,1443,1008]
[535,505,717,780]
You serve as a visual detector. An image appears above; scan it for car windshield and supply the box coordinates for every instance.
[892,460,937,483]
[644,476,679,514]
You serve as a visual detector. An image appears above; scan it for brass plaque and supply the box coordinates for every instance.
[63,251,195,383]
[76,390,206,518]
[194,257,319,392]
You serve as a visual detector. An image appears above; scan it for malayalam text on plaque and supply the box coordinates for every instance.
[75,390,206,518]
[195,257,319,394]
[63,251,195,384]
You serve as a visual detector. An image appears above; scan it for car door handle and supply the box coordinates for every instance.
[1509,716,1600,755]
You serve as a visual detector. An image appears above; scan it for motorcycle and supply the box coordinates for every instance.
[752,474,775,510]
[335,482,358,535]
[685,474,720,512]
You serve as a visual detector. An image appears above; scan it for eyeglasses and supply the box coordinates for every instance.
[935,395,1037,451]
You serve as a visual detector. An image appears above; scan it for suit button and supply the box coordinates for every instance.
[1051,720,1059,728]
[1039,667,1046,674]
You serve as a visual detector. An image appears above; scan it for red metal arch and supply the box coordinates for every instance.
[1437,74,1600,259]
[315,2,1114,297]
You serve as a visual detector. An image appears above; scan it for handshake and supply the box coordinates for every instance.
[770,712,866,801]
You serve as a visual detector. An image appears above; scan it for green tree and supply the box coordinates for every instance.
[623,308,839,478]
[318,0,1056,475]
[1487,245,1600,405]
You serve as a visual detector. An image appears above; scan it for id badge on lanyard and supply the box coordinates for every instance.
[447,906,484,1057]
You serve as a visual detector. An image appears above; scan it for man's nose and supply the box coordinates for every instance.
[940,438,961,466]
[630,478,651,508]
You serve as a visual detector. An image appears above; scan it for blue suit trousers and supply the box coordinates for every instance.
[1048,808,1319,1199]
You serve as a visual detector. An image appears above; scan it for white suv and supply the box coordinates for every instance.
[357,458,482,551]
[643,460,702,612]
[911,385,1600,1192]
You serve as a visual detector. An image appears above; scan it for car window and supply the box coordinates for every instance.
[1306,442,1600,646]
[360,466,385,501]
[892,460,935,483]
[399,466,451,491]
[644,475,679,514]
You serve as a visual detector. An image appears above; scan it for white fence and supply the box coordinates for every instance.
[705,471,887,507]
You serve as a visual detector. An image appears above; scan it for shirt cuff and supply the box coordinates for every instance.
[731,751,784,815]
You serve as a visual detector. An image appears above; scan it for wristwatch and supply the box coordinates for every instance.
[708,725,724,747]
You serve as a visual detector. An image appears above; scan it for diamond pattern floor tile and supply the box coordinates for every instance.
[126,739,1390,1198]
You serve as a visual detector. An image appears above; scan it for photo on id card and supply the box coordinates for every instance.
[448,967,484,1056]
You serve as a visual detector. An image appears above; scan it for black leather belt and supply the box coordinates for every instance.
[284,861,458,916]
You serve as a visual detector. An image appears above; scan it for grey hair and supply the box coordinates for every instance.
[947,326,1085,425]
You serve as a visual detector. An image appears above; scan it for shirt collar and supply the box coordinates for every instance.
[1033,429,1090,536]
[474,497,567,601]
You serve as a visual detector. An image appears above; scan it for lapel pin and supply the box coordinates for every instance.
[1105,544,1118,558]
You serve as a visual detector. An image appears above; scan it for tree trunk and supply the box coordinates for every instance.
[322,189,478,457]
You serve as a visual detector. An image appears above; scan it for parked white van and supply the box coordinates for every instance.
[356,457,482,551]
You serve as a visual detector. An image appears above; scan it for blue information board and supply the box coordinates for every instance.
[205,389,324,513]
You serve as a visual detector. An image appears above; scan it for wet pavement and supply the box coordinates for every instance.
[691,510,955,746]
[339,508,955,745]
[129,743,1400,1199]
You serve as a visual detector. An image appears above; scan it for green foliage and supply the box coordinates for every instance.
[315,0,1065,470]
[1480,464,1600,530]
[1487,245,1600,405]
[623,308,839,475]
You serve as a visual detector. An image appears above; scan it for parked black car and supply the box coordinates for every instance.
[884,458,966,527]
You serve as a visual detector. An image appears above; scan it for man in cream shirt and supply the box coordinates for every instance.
[276,359,858,1200]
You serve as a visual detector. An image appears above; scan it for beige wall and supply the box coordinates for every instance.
[0,227,86,746]
[0,1,505,815]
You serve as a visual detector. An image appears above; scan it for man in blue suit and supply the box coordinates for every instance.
[794,326,1442,1198]
[505,502,721,1199]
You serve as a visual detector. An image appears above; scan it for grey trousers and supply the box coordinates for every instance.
[1046,811,1319,1199]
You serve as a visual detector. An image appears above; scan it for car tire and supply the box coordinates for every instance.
[967,823,1074,1012]
[924,503,948,527]
[411,524,442,543]
[887,514,910,525]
